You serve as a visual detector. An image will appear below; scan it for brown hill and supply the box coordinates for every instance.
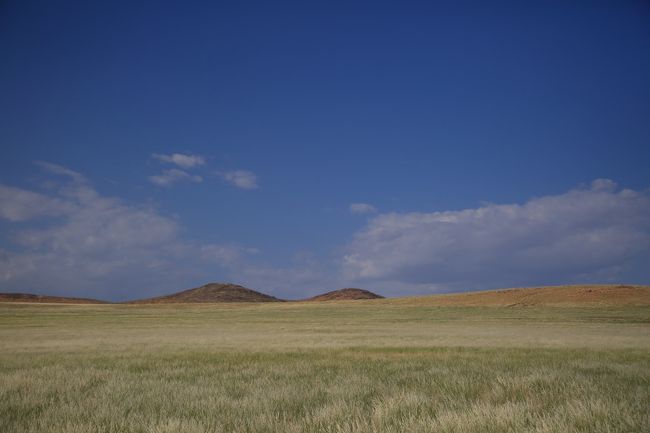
[130,282,284,303]
[307,288,384,301]
[392,285,650,307]
[0,292,107,304]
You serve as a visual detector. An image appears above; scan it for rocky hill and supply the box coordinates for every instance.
[306,288,384,301]
[130,283,284,303]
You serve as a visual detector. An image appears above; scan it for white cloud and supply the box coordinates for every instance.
[217,170,258,190]
[0,162,254,300]
[343,180,650,290]
[5,167,648,301]
[34,161,86,183]
[350,202,377,214]
[148,169,202,187]
[152,153,205,169]
[0,185,73,221]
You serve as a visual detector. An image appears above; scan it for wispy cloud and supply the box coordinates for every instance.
[150,153,258,190]
[149,153,205,187]
[34,161,87,183]
[0,185,73,221]
[350,202,377,214]
[152,153,205,169]
[4,166,649,300]
[217,170,258,190]
[148,169,202,187]
[0,162,255,300]
[343,180,650,291]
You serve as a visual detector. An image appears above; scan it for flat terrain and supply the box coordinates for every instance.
[0,293,649,432]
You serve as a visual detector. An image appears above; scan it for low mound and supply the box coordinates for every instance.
[307,288,384,301]
[130,283,283,303]
[396,285,650,307]
[0,292,107,304]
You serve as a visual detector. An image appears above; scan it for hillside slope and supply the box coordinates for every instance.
[130,283,283,303]
[0,293,107,304]
[391,285,650,307]
[307,288,384,301]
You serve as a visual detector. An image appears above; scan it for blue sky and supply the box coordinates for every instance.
[1,0,649,300]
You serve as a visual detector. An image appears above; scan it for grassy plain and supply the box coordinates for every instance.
[1,300,649,432]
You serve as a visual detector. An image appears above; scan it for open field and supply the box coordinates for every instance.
[1,299,649,432]
[390,285,650,307]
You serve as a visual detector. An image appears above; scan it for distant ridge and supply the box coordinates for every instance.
[307,288,384,301]
[0,292,107,304]
[3,284,648,306]
[392,285,650,307]
[130,282,284,303]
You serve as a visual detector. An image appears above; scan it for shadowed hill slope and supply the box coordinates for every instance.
[307,288,384,301]
[389,285,650,307]
[130,283,284,303]
[0,293,107,304]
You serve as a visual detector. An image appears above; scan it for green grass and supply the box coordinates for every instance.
[1,302,649,432]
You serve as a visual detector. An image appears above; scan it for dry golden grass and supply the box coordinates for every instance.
[384,284,650,307]
[0,296,648,432]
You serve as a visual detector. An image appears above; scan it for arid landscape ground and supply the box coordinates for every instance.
[3,1,649,432]
[1,284,648,433]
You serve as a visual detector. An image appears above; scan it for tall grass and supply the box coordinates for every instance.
[0,302,648,432]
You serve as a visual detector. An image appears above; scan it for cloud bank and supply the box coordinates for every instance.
[2,167,648,300]
[343,180,650,292]
[0,163,253,300]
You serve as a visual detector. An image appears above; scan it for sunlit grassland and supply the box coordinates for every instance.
[1,301,649,432]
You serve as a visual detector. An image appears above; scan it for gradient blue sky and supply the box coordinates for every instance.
[1,0,649,300]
